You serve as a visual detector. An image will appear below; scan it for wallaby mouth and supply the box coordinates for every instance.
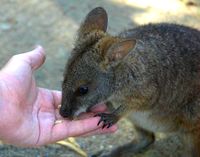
[86,103,98,112]
[74,106,88,117]
[60,104,89,119]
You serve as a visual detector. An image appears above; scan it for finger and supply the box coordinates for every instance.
[38,88,61,112]
[55,108,63,120]
[76,112,96,119]
[51,90,62,108]
[51,117,109,142]
[80,125,117,137]
[55,112,117,135]
[22,45,46,70]
[51,90,62,119]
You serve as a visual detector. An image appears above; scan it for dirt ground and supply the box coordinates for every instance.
[0,0,199,157]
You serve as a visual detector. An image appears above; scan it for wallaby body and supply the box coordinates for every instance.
[60,7,200,157]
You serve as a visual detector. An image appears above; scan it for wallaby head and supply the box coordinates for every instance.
[60,7,136,119]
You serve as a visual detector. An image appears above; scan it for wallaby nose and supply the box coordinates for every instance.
[59,106,73,119]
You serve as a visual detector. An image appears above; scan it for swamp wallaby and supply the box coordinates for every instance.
[60,7,200,157]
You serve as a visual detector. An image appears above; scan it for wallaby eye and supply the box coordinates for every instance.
[78,86,89,96]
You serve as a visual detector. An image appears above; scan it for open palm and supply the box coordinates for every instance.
[0,46,116,147]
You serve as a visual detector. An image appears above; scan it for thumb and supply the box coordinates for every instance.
[20,45,46,70]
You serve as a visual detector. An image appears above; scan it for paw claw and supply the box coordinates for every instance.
[94,113,118,129]
[102,124,107,129]
[107,123,112,128]
[94,113,99,117]
[97,120,102,126]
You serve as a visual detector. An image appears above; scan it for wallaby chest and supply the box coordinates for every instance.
[129,111,175,132]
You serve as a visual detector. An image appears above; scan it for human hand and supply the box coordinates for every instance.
[0,46,117,147]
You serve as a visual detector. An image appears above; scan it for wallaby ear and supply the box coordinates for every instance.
[101,39,136,70]
[107,39,136,62]
[79,7,108,36]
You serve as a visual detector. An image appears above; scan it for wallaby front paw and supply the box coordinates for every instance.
[94,113,118,129]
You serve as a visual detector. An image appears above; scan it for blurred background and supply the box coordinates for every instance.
[0,0,199,156]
